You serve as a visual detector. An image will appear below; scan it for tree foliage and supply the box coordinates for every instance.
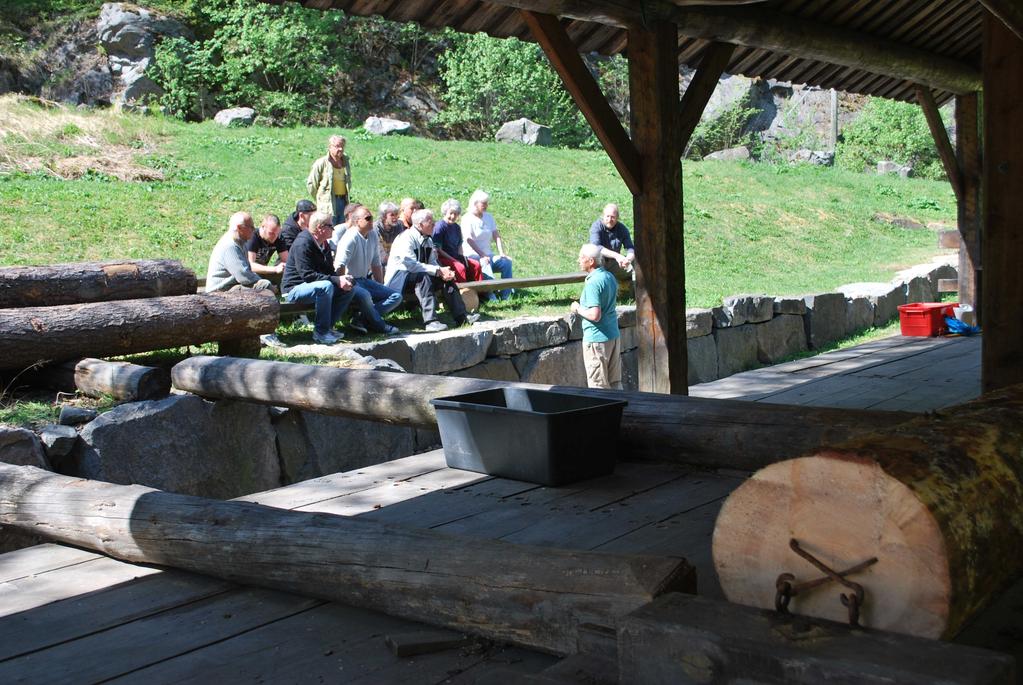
[837,98,946,180]
[436,32,599,147]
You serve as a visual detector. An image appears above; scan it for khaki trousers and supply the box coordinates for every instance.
[582,337,623,390]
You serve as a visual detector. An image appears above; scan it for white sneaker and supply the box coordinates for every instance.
[424,320,448,332]
[464,313,481,325]
[259,333,287,349]
[382,324,401,337]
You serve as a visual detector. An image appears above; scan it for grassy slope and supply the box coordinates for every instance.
[0,99,956,308]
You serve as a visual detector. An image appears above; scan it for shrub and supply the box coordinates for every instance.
[837,97,946,180]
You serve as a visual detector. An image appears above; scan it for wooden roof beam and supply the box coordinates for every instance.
[678,42,736,156]
[488,1,981,94]
[915,84,963,201]
[979,0,1023,43]
[520,10,642,194]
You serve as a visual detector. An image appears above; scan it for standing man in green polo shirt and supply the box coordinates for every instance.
[306,134,352,222]
[571,243,622,390]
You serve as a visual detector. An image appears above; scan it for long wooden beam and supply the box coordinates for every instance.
[0,463,692,656]
[520,10,641,194]
[679,41,736,156]
[170,356,915,472]
[979,0,1023,42]
[914,84,963,201]
[487,1,982,94]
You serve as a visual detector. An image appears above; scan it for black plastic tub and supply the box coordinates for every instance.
[430,387,627,486]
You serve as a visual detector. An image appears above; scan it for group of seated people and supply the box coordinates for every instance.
[204,135,637,346]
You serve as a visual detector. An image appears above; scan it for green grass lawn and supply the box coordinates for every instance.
[0,96,956,309]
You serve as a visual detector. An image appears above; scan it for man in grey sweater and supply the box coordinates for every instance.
[205,212,273,293]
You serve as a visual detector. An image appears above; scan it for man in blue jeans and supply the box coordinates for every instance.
[333,205,401,336]
[281,212,355,344]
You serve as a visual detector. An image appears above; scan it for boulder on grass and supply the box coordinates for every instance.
[704,146,751,162]
[495,118,552,146]
[214,107,256,127]
[364,116,411,135]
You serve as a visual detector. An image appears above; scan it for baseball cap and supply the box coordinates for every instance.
[295,199,316,213]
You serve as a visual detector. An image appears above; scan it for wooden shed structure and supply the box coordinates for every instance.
[268,0,1022,395]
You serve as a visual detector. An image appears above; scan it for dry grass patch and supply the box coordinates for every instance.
[0,94,165,181]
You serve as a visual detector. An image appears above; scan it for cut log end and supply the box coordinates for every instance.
[712,453,951,639]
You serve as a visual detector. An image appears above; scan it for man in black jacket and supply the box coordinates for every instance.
[281,211,355,344]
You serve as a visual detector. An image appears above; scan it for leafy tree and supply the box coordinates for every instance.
[436,32,595,147]
[837,97,946,180]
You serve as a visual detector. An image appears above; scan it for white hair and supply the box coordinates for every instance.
[411,208,434,227]
[328,134,346,146]
[580,243,602,260]
[378,201,398,215]
[309,211,333,232]
[468,189,490,208]
[440,198,461,216]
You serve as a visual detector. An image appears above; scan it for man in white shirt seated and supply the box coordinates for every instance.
[334,205,401,336]
[384,209,478,332]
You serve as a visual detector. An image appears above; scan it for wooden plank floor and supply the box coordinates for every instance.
[690,333,982,411]
[0,333,989,683]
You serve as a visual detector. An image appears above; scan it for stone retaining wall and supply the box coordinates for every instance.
[349,255,958,389]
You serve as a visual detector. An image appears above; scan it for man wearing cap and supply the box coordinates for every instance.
[281,199,316,252]
[282,211,355,345]
[205,211,274,293]
[306,134,351,221]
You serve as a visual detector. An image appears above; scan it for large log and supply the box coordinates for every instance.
[25,358,170,401]
[0,291,278,371]
[712,383,1023,640]
[170,356,913,472]
[0,464,693,656]
[0,260,197,308]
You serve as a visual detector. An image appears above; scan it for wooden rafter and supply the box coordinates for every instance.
[914,84,963,201]
[520,10,642,194]
[978,0,1023,42]
[480,1,982,93]
[678,42,736,156]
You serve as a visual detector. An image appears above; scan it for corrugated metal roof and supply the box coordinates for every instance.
[280,0,983,104]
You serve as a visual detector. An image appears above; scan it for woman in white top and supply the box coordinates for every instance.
[461,189,514,300]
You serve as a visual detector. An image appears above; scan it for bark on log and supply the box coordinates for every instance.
[171,356,913,472]
[0,464,693,656]
[25,358,170,401]
[0,292,278,371]
[0,260,198,308]
[712,383,1023,639]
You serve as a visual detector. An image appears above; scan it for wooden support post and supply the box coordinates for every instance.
[982,12,1023,391]
[629,22,687,394]
[521,10,642,195]
[956,92,982,323]
[915,84,963,201]
[678,42,736,156]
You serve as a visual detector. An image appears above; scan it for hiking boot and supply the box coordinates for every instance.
[424,320,448,333]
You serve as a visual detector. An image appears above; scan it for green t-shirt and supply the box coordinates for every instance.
[580,267,620,343]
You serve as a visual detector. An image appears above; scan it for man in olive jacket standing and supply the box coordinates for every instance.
[306,135,352,222]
